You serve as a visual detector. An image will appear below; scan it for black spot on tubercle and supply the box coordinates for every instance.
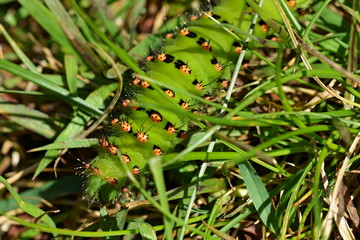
[164,54,174,63]
[197,37,206,45]
[187,32,197,38]
[212,14,221,19]
[258,20,266,26]
[233,41,241,47]
[175,60,186,69]
[210,57,218,64]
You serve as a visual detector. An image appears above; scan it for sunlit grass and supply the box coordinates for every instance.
[0,0,359,239]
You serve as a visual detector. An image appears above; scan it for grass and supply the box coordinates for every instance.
[0,0,359,239]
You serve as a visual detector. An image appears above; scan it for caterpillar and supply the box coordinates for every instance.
[83,0,309,205]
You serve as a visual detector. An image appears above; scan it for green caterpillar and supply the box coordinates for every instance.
[83,0,308,205]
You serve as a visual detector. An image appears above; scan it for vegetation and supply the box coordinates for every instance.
[0,0,359,239]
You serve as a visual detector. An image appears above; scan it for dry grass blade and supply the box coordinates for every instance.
[322,132,360,240]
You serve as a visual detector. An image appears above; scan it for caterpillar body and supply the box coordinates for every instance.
[83,0,308,205]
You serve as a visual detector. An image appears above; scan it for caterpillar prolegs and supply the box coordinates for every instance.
[83,0,308,205]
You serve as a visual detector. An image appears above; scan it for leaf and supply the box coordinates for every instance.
[238,161,279,234]
[136,221,157,240]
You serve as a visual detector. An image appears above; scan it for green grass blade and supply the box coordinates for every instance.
[149,157,173,240]
[0,24,37,72]
[0,101,56,139]
[43,0,104,71]
[64,54,78,96]
[238,162,279,234]
[28,138,99,152]
[92,0,124,47]
[18,0,76,54]
[0,176,58,238]
[33,83,117,179]
[0,175,82,212]
[68,0,143,74]
[0,59,102,117]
